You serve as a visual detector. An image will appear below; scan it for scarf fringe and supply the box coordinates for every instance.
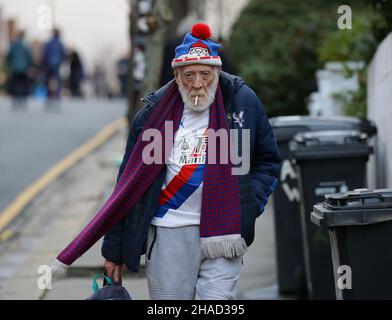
[202,236,247,259]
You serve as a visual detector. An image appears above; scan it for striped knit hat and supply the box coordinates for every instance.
[171,23,222,68]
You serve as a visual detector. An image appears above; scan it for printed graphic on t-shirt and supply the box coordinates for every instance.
[178,134,207,165]
[152,108,209,227]
[156,128,207,218]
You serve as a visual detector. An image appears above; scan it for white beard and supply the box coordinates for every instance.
[178,73,219,112]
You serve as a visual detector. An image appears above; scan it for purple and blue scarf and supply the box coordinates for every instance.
[57,81,247,266]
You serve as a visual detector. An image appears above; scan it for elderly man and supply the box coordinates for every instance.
[52,23,281,300]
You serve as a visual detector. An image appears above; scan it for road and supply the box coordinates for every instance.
[0,97,127,214]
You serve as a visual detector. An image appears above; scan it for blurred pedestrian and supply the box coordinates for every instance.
[6,31,33,111]
[92,64,108,98]
[30,40,48,100]
[68,50,84,97]
[116,53,129,97]
[43,29,65,111]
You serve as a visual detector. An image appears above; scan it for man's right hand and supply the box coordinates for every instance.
[104,259,123,283]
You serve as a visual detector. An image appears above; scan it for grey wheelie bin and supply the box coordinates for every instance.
[289,130,373,299]
[270,116,376,297]
[312,188,392,300]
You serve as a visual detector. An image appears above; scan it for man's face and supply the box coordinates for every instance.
[174,64,220,112]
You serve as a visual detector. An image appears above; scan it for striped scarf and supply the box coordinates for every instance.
[57,81,247,266]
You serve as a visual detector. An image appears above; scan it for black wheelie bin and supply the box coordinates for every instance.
[289,130,373,299]
[270,116,376,298]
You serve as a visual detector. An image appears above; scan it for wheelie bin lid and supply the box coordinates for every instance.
[311,188,392,227]
[289,130,373,160]
[270,116,377,143]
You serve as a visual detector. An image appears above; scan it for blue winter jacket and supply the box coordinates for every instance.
[101,71,281,272]
[6,40,32,74]
[43,36,65,72]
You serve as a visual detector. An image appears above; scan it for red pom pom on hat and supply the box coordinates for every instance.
[191,23,212,40]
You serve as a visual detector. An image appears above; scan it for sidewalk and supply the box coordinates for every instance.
[0,127,285,300]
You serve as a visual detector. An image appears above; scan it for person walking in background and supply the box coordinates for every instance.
[68,50,84,98]
[43,29,65,111]
[6,30,33,111]
[116,53,129,98]
[30,40,48,100]
[92,64,108,98]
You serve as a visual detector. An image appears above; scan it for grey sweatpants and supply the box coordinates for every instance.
[145,225,243,300]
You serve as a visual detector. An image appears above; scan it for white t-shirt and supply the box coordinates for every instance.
[151,107,209,227]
